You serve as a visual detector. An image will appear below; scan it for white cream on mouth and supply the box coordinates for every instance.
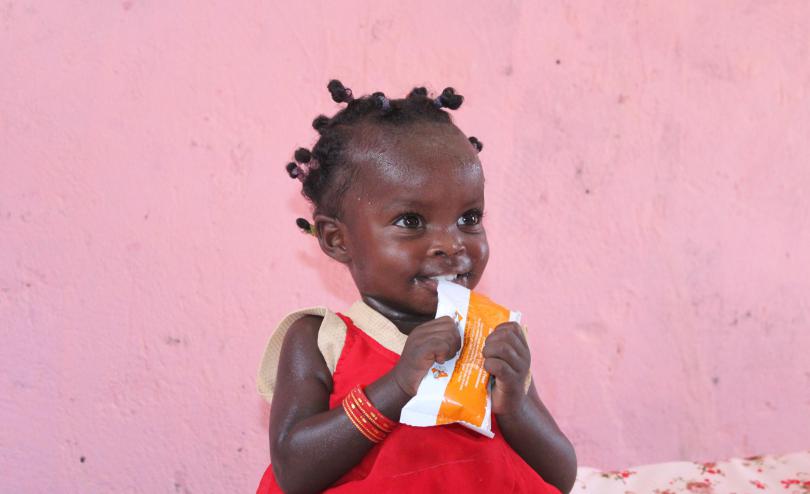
[429,274,461,282]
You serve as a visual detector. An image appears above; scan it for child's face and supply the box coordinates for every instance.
[337,122,489,321]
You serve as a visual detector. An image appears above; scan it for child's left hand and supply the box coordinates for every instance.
[482,322,531,416]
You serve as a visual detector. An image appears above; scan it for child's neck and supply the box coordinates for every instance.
[361,295,434,336]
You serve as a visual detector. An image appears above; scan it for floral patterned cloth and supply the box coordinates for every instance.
[574,450,810,493]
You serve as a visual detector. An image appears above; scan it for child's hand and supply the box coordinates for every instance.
[482,322,531,415]
[393,316,461,396]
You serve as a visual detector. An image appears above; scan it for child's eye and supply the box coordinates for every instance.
[457,210,483,227]
[394,214,424,229]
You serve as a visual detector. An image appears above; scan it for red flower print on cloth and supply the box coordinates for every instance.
[600,470,637,483]
[749,479,766,489]
[573,450,810,493]
[698,462,725,476]
[780,478,810,493]
[685,480,713,493]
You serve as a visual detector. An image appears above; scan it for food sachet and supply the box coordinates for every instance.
[399,280,521,437]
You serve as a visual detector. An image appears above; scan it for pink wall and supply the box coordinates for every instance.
[3,1,809,491]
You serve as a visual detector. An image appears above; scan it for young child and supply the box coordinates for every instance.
[256,80,577,494]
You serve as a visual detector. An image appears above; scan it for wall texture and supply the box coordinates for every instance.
[2,1,809,492]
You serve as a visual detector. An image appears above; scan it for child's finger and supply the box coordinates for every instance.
[482,339,521,364]
[483,356,519,381]
[483,336,529,372]
[429,335,458,363]
[489,323,530,361]
[504,328,531,361]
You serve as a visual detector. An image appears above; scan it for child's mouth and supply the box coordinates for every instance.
[415,273,472,291]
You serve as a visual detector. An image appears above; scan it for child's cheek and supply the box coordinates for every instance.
[475,235,490,269]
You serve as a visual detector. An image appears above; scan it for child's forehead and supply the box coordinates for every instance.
[348,121,482,188]
[346,154,484,215]
[351,147,482,200]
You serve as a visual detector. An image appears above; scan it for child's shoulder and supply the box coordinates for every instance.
[256,305,349,404]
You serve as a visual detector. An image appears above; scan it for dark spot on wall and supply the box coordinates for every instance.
[367,18,393,41]
[502,65,513,76]
[122,0,133,10]
[712,377,719,385]
[730,310,754,325]
[190,139,198,148]
[80,456,86,463]
[585,188,591,195]
[144,212,149,220]
[173,470,189,493]
[555,59,561,65]
[237,447,243,453]
[617,94,627,104]
[165,336,182,345]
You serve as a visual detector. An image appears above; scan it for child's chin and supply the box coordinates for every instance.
[416,293,440,317]
[400,289,439,318]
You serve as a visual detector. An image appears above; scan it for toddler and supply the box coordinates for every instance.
[256,80,577,493]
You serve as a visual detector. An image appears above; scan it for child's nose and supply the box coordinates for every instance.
[427,233,466,257]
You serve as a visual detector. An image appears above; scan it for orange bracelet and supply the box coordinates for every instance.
[341,385,397,443]
[343,394,386,442]
[345,392,383,442]
[348,385,397,433]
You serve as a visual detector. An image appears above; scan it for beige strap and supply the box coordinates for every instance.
[344,301,408,355]
[256,306,348,404]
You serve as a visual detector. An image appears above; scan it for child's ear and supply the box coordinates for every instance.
[313,214,351,264]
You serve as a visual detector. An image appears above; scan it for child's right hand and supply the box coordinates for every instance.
[392,316,461,396]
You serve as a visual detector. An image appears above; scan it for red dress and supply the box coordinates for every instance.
[257,313,561,493]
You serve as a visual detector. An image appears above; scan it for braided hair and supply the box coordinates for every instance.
[285,80,483,235]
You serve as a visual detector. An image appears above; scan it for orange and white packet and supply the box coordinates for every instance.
[399,280,521,437]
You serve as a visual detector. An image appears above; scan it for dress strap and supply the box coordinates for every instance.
[256,307,347,404]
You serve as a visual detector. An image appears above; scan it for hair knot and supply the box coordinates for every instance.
[295,217,317,236]
[285,162,302,179]
[327,79,354,103]
[294,147,312,163]
[407,87,428,99]
[312,115,330,133]
[371,92,391,112]
[433,87,463,110]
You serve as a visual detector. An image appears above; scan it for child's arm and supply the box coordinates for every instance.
[268,315,461,494]
[483,322,578,494]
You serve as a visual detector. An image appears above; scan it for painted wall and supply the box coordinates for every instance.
[2,1,809,492]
